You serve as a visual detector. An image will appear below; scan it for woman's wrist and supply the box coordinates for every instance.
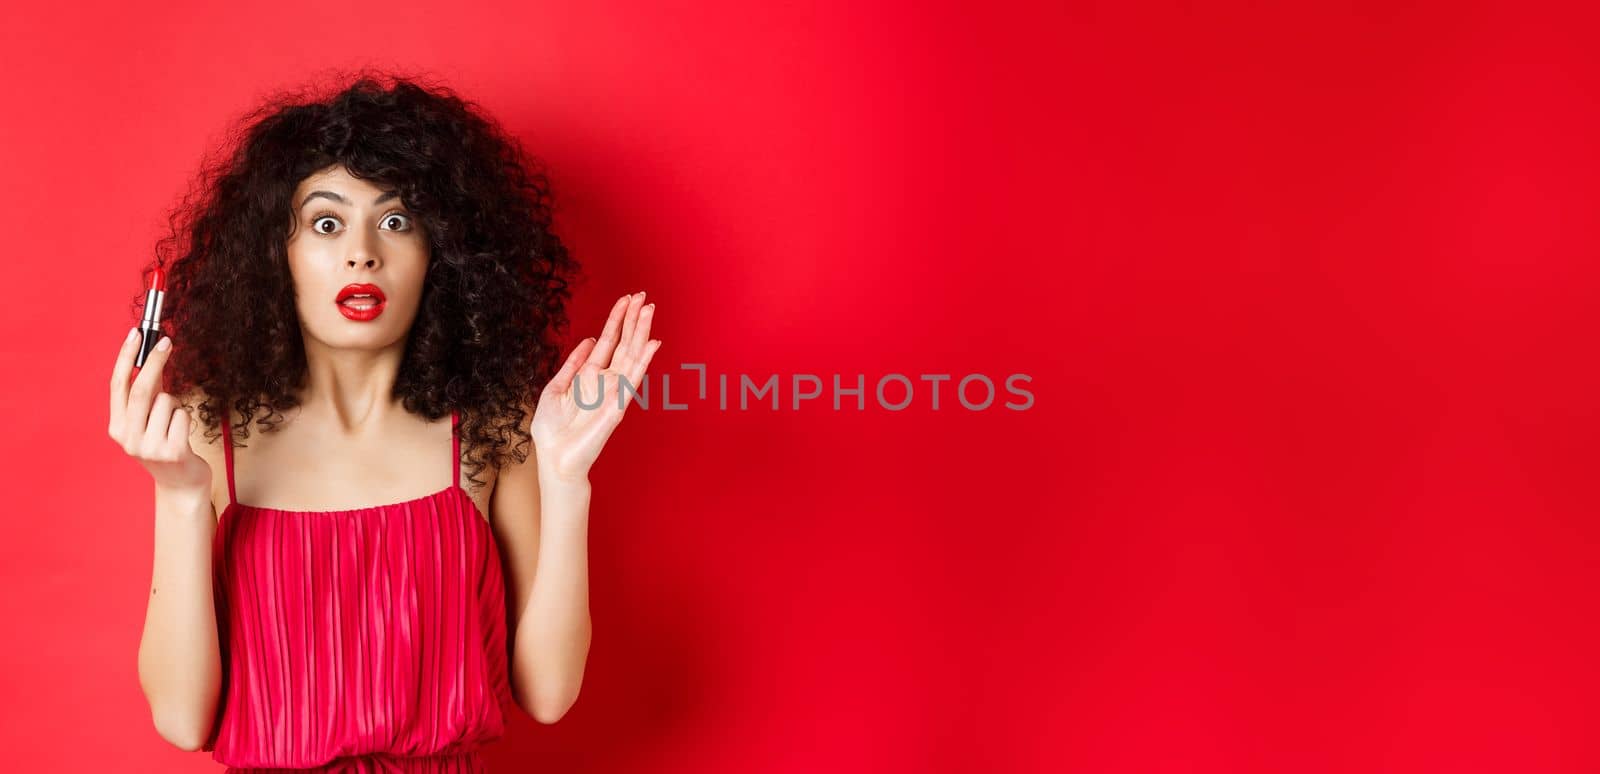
[538,465,592,491]
[153,483,215,522]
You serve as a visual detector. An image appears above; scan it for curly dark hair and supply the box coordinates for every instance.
[131,70,582,489]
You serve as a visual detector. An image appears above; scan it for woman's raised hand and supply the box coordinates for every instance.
[108,329,211,496]
[530,291,662,483]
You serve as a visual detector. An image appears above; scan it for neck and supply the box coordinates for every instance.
[298,334,408,435]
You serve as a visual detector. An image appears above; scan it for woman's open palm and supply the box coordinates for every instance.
[530,292,661,481]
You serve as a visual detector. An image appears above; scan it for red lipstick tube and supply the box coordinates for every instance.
[134,268,167,368]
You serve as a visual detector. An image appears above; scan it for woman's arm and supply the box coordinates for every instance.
[494,291,660,723]
[136,484,223,750]
[491,447,593,724]
[110,331,223,751]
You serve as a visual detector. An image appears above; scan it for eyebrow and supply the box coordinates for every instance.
[299,190,401,209]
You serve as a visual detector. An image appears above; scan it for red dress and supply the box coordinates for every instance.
[204,410,512,773]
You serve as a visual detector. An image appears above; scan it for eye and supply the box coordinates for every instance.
[381,213,413,231]
[312,214,343,235]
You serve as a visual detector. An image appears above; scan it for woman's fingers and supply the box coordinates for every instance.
[165,401,192,455]
[610,298,654,376]
[627,304,655,365]
[141,392,177,457]
[111,326,150,434]
[585,294,633,370]
[546,337,597,396]
[108,328,141,437]
[628,339,662,389]
[614,292,645,367]
[544,294,656,423]
[125,336,172,445]
[617,340,662,418]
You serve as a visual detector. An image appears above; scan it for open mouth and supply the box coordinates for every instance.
[336,283,387,321]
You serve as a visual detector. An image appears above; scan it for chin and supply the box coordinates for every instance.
[306,323,406,351]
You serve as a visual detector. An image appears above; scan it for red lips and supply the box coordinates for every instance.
[335,283,387,322]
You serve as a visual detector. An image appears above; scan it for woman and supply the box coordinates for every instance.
[107,73,661,771]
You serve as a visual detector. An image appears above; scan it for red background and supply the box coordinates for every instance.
[2,1,1595,771]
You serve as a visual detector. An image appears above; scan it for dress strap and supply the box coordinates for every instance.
[451,410,460,490]
[219,409,237,506]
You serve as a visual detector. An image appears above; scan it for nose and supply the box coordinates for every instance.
[345,229,381,270]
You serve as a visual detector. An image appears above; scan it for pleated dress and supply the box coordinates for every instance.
[202,410,512,773]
